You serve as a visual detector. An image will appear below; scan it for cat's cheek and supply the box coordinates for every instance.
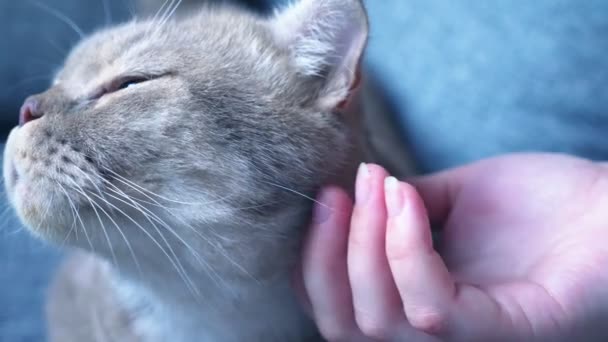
[12,182,34,220]
[3,127,21,199]
[11,185,47,239]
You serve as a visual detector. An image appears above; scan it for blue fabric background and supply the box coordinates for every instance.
[365,1,608,172]
[0,0,606,341]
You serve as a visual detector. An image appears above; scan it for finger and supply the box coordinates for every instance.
[384,177,456,336]
[302,186,359,341]
[385,179,524,340]
[291,259,313,317]
[348,163,403,339]
[407,166,472,225]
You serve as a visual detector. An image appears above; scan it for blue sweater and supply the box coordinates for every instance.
[366,0,608,172]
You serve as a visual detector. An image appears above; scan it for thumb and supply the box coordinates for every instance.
[407,164,475,225]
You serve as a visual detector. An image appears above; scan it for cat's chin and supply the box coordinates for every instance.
[9,184,72,243]
[7,179,78,243]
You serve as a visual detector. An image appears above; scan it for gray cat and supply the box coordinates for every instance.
[3,0,408,340]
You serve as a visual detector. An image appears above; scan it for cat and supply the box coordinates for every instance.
[136,0,231,17]
[3,0,410,341]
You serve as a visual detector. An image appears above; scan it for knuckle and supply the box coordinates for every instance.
[407,308,447,334]
[348,228,378,253]
[355,311,392,339]
[348,227,371,249]
[385,237,412,262]
[386,238,433,263]
[317,322,353,342]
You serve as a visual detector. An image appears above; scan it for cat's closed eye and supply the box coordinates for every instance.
[91,75,150,99]
[114,77,148,91]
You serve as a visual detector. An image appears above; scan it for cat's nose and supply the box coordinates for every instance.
[19,96,43,126]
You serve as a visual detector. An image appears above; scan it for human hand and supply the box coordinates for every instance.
[296,153,608,341]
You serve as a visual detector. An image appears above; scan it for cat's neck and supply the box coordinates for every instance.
[110,215,318,342]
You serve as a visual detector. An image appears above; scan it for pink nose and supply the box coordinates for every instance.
[19,97,43,126]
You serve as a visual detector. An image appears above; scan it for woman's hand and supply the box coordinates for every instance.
[297,153,608,341]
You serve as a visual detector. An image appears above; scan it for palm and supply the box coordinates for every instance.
[300,153,608,341]
[435,154,608,338]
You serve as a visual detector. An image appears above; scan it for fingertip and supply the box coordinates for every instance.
[385,177,428,217]
[355,163,390,205]
[312,188,336,225]
[311,186,352,224]
[365,164,391,188]
[404,182,433,235]
[364,163,390,174]
[384,177,403,217]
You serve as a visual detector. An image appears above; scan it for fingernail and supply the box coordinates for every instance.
[385,177,404,217]
[313,189,333,225]
[355,163,370,204]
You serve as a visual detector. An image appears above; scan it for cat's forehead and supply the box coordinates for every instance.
[61,22,178,79]
[57,10,272,89]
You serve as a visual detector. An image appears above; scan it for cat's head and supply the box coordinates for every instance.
[4,0,368,273]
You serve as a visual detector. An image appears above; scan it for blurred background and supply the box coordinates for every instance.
[0,0,606,341]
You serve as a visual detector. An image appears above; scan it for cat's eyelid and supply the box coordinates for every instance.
[88,72,174,100]
[109,75,151,92]
[89,74,154,100]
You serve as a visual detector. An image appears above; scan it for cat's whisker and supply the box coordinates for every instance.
[125,0,138,20]
[102,167,236,206]
[0,196,20,235]
[43,35,70,60]
[258,178,352,217]
[100,165,298,241]
[97,170,254,285]
[85,167,184,215]
[28,1,85,39]
[103,186,212,268]
[113,177,206,206]
[100,0,112,27]
[73,167,114,210]
[57,184,85,244]
[149,0,175,36]
[158,0,183,29]
[78,188,143,278]
[88,192,201,298]
[61,223,76,247]
[96,160,322,244]
[56,181,95,253]
[158,0,177,24]
[99,184,228,293]
[56,188,79,248]
[66,179,119,269]
[90,304,111,342]
[5,75,54,95]
[4,226,25,237]
[26,58,62,71]
[98,174,188,214]
[152,200,258,284]
[32,191,55,235]
[260,180,331,209]
[0,205,14,222]
[151,0,172,26]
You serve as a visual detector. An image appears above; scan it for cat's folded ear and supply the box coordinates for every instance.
[269,0,369,110]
